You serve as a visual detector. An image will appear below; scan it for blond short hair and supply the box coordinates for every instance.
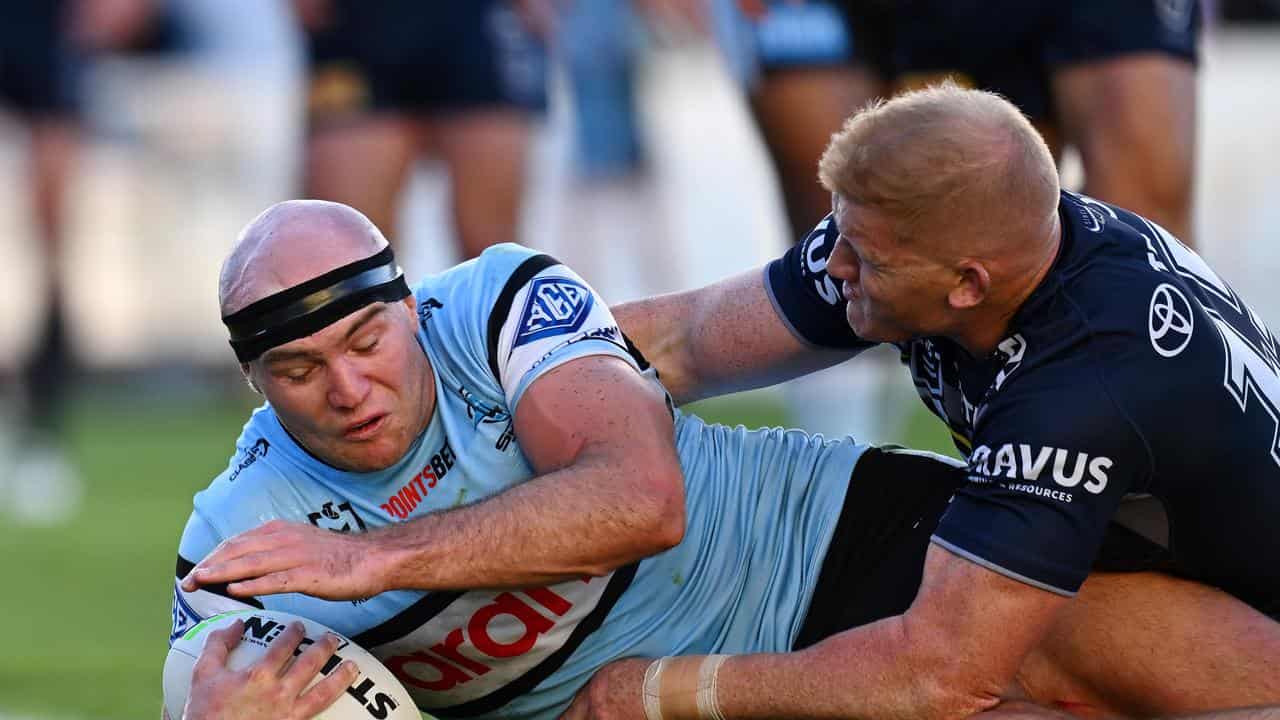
[818,82,1059,248]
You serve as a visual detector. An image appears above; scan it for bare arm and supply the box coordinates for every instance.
[613,268,855,405]
[709,544,1068,720]
[374,353,684,589]
[183,354,685,597]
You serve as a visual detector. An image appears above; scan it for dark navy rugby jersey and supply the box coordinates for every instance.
[765,191,1280,613]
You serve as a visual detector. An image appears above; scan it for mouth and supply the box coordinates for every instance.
[842,282,858,302]
[344,413,388,441]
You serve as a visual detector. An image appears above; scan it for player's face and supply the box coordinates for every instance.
[249,298,433,472]
[827,195,958,342]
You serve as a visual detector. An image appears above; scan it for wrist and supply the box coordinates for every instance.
[366,525,417,594]
[642,655,730,720]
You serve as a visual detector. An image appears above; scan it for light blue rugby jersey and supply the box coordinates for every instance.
[171,244,868,720]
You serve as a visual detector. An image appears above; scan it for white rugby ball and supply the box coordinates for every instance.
[164,609,422,720]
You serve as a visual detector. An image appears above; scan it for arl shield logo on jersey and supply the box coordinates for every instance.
[513,277,594,348]
[968,443,1112,496]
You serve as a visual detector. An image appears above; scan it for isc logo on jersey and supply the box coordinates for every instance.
[968,444,1112,495]
[514,277,593,347]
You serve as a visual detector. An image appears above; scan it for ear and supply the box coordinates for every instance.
[948,260,990,310]
[240,362,263,395]
[401,293,417,315]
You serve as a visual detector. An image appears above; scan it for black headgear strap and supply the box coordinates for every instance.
[223,246,411,363]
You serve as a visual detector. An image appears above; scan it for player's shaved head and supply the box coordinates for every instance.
[819,82,1060,262]
[219,199,389,317]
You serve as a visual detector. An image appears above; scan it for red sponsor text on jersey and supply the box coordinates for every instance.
[385,584,586,693]
[381,440,456,519]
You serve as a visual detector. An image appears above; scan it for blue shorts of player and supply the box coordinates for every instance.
[748,0,1201,120]
[305,0,548,124]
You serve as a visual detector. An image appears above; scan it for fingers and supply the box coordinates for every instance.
[185,542,303,594]
[227,570,319,599]
[296,658,360,717]
[183,529,287,592]
[193,619,244,673]
[281,631,346,695]
[259,622,308,676]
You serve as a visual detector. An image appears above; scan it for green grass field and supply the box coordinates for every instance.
[0,385,955,719]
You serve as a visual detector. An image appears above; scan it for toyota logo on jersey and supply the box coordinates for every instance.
[1149,283,1194,358]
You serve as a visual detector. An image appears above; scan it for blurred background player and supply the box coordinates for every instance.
[739,0,1201,243]
[722,0,1202,442]
[0,0,163,523]
[295,0,548,260]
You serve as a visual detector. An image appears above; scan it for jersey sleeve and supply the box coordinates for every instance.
[931,370,1152,596]
[485,250,639,411]
[764,214,877,351]
[169,512,262,645]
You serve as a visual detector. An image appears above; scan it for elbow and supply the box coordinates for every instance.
[633,460,685,556]
[646,464,686,553]
[914,673,1004,720]
[579,457,685,579]
[900,617,1007,720]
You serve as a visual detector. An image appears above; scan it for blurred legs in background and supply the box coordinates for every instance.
[0,1,86,525]
[728,0,908,442]
[298,0,547,259]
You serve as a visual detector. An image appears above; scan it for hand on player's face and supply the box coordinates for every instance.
[181,519,387,601]
[183,619,359,720]
[559,657,651,720]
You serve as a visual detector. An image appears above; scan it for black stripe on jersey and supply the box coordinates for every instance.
[622,331,675,419]
[486,253,560,382]
[621,331,652,373]
[350,590,465,648]
[434,562,639,718]
[175,555,265,609]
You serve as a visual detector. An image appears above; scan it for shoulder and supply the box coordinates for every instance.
[193,408,307,538]
[411,243,562,343]
[1033,193,1226,408]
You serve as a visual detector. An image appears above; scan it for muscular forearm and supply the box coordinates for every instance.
[370,452,684,590]
[615,271,853,405]
[714,617,999,720]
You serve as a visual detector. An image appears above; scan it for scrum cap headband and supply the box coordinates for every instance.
[222,246,410,363]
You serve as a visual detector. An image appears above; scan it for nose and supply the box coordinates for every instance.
[827,239,859,286]
[327,357,371,410]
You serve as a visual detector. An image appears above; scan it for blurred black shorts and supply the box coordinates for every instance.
[0,2,81,119]
[305,0,547,126]
[754,0,1201,120]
